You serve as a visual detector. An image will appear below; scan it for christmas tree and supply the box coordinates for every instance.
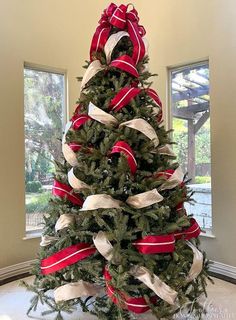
[23,3,212,320]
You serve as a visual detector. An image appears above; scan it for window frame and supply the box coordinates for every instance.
[167,59,214,235]
[23,62,68,237]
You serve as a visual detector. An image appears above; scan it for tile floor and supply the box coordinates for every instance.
[0,276,236,320]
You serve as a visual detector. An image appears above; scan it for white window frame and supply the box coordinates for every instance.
[23,62,68,238]
[167,60,215,237]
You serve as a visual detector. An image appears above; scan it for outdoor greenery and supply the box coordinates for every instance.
[26,192,51,213]
[173,117,211,181]
[24,68,64,223]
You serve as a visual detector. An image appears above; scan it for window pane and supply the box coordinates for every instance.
[24,67,65,233]
[170,62,212,230]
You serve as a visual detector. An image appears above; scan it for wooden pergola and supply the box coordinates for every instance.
[171,63,210,183]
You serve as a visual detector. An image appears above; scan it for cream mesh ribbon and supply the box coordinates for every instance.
[62,121,78,167]
[54,280,102,302]
[186,241,203,282]
[80,194,123,211]
[126,189,163,209]
[159,167,184,191]
[120,118,159,147]
[68,167,90,190]
[88,102,118,126]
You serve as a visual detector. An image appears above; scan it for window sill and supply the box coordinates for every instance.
[200,229,216,238]
[23,230,42,240]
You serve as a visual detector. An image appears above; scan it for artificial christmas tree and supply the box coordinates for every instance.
[23,3,212,319]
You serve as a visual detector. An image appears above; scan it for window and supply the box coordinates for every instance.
[169,61,212,230]
[24,64,66,234]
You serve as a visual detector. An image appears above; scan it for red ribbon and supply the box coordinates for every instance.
[146,88,163,122]
[155,169,175,180]
[174,218,201,240]
[52,180,83,206]
[90,3,146,65]
[133,234,175,254]
[70,114,91,130]
[41,243,96,275]
[110,55,139,78]
[134,218,201,254]
[175,202,184,214]
[109,86,141,111]
[68,143,82,152]
[108,86,162,121]
[111,141,137,174]
[104,266,158,314]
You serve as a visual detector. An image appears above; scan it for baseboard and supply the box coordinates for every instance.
[0,259,236,285]
[0,259,36,284]
[209,260,236,280]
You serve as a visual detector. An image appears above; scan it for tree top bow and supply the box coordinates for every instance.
[90,3,146,65]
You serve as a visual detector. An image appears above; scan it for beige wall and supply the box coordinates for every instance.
[0,0,236,268]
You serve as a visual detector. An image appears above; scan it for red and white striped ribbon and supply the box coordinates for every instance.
[52,180,83,206]
[90,3,146,65]
[109,86,162,121]
[174,218,201,240]
[134,218,201,254]
[71,114,91,130]
[40,243,96,275]
[146,88,163,122]
[109,86,141,111]
[104,266,158,314]
[133,234,176,254]
[110,55,139,78]
[111,141,137,174]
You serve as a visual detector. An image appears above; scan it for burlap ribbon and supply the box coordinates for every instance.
[126,189,163,209]
[81,60,104,91]
[88,101,118,126]
[93,231,178,305]
[130,266,178,305]
[158,167,184,191]
[55,214,75,232]
[158,144,176,157]
[120,118,159,147]
[62,121,78,167]
[68,167,91,190]
[93,231,113,261]
[104,31,129,63]
[80,194,123,211]
[40,235,59,247]
[186,241,203,282]
[54,280,101,302]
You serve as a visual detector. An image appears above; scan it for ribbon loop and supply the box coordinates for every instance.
[126,189,163,209]
[111,141,137,174]
[54,280,101,303]
[52,180,83,206]
[80,194,122,211]
[110,55,139,77]
[90,3,146,64]
[109,86,141,112]
[88,101,118,126]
